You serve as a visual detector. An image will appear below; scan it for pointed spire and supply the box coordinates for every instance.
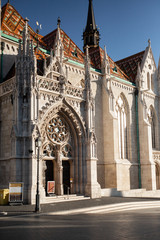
[23,17,29,55]
[136,63,143,88]
[83,0,100,50]
[137,63,141,82]
[85,46,91,92]
[102,45,110,75]
[57,17,61,42]
[55,17,64,61]
[85,0,96,32]
[85,46,91,75]
[50,48,53,64]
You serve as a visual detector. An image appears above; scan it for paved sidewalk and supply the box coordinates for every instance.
[0,196,160,216]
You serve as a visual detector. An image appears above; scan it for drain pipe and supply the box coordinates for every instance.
[135,88,142,188]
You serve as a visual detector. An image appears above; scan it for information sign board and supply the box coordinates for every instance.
[9,182,23,203]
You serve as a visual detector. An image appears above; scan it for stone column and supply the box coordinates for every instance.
[85,157,101,198]
[85,140,101,198]
[56,146,63,195]
[138,95,156,190]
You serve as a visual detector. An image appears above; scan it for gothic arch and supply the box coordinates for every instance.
[115,93,130,159]
[39,98,85,139]
[38,98,86,196]
[119,92,130,113]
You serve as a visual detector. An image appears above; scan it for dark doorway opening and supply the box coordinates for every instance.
[45,160,54,195]
[63,161,70,194]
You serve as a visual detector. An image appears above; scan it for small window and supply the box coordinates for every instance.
[7,44,10,50]
[148,64,152,70]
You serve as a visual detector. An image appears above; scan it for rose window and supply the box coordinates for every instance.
[47,116,69,143]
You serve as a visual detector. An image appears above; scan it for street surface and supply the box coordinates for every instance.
[1,199,160,239]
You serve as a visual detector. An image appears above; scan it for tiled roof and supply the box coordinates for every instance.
[89,46,129,80]
[116,51,145,83]
[1,2,133,83]
[1,3,46,48]
[42,29,85,64]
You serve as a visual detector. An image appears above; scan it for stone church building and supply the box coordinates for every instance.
[1,0,160,204]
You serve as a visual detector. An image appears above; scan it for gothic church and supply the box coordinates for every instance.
[0,0,160,204]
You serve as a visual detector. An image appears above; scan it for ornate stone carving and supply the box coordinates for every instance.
[153,151,160,161]
[39,78,60,92]
[0,78,15,96]
[47,116,69,144]
[65,85,84,99]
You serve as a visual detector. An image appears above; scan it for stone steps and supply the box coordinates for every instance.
[43,194,90,204]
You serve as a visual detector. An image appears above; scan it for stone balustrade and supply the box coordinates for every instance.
[0,77,15,96]
[39,78,84,99]
[38,78,60,92]
[65,85,84,99]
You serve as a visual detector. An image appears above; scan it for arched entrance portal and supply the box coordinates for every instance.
[42,112,83,196]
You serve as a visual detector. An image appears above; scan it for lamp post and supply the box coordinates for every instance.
[35,137,41,212]
[1,41,5,83]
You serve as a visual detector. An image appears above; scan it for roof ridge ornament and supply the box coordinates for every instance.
[57,17,61,28]
[148,39,151,47]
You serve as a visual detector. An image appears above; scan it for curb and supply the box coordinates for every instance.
[0,212,8,216]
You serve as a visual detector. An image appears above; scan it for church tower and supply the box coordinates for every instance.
[83,0,100,50]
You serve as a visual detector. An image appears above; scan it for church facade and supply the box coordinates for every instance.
[0,0,160,204]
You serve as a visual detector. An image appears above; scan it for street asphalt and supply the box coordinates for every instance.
[0,196,160,216]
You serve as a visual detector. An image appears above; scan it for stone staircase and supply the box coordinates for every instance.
[42,194,90,204]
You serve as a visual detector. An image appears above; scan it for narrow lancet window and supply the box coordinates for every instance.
[116,96,128,159]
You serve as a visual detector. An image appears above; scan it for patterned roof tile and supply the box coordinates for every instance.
[116,51,145,83]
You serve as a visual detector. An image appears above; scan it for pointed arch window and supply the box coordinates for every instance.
[116,96,128,159]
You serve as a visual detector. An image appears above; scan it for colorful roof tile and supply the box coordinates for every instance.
[89,46,129,80]
[1,2,46,48]
[116,51,145,83]
[1,2,136,83]
[42,29,85,64]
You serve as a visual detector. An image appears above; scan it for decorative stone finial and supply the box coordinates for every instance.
[57,17,61,28]
[148,39,151,47]
[24,17,29,23]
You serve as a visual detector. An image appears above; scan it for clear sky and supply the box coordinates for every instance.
[2,0,160,65]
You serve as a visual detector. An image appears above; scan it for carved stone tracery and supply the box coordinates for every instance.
[47,116,69,144]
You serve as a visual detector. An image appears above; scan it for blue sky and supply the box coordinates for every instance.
[2,0,160,65]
